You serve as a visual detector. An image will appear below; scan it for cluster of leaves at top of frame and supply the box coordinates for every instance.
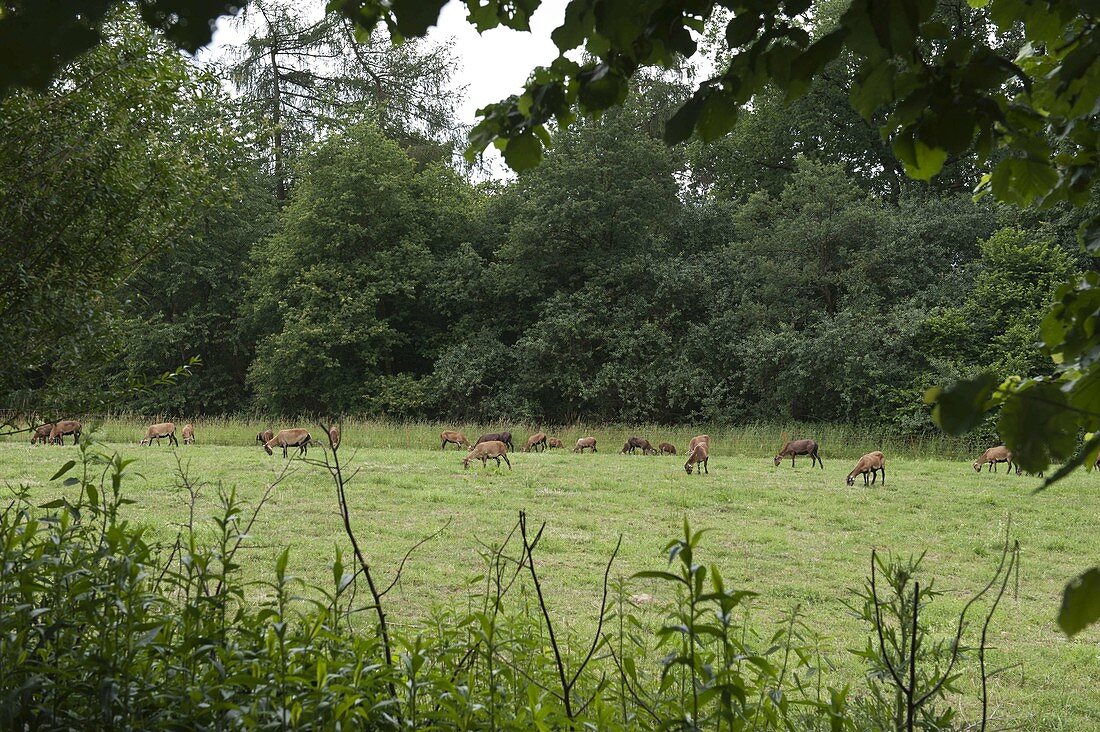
[324,0,1100,207]
[0,1,241,92]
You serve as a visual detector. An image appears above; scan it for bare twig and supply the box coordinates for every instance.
[212,460,296,598]
[870,550,910,694]
[518,510,620,720]
[979,540,1018,732]
[380,518,452,597]
[568,533,623,690]
[602,634,662,724]
[519,510,572,717]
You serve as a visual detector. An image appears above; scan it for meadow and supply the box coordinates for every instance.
[2,419,1098,730]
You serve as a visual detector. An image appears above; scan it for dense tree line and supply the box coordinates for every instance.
[2,3,1089,432]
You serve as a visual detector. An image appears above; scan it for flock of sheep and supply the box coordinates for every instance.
[445,430,857,480]
[28,419,1047,483]
[443,430,714,473]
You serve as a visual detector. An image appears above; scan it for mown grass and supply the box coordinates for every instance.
[1,423,1097,730]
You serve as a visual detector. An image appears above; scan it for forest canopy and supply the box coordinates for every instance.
[1,1,1090,435]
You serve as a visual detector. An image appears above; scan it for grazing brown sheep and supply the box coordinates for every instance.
[256,429,274,447]
[48,420,81,445]
[30,423,54,445]
[141,422,178,447]
[440,430,470,450]
[688,435,710,453]
[973,446,1014,474]
[685,443,709,474]
[847,451,886,486]
[659,442,677,456]
[774,438,823,468]
[476,431,514,451]
[548,437,564,450]
[573,437,597,453]
[264,428,312,458]
[463,440,511,470]
[621,436,657,455]
[181,423,195,445]
[329,425,341,450]
[524,432,548,452]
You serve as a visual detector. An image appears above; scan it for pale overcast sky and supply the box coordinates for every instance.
[428,0,568,126]
[200,0,570,173]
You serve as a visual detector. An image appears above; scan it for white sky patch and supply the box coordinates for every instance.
[196,0,570,177]
[429,0,568,127]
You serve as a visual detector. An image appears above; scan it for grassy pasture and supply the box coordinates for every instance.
[1,422,1098,730]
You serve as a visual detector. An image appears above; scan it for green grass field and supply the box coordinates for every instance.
[2,422,1098,730]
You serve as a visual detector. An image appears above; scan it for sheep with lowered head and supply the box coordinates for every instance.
[846,451,885,486]
[265,428,312,458]
[463,440,511,470]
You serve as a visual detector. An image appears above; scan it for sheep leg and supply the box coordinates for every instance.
[170,433,178,447]
[703,458,708,474]
[816,451,824,469]
[502,453,511,470]
[791,454,795,468]
[881,466,885,485]
[441,439,447,450]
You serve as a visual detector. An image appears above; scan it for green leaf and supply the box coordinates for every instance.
[894,134,949,180]
[664,94,704,144]
[787,29,848,99]
[726,13,762,48]
[925,373,999,434]
[1058,567,1100,636]
[632,570,687,584]
[50,460,76,481]
[276,547,290,582]
[851,62,895,118]
[998,381,1079,472]
[578,64,627,111]
[502,133,543,171]
[38,499,67,509]
[696,93,738,141]
[552,0,592,52]
[391,0,448,37]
